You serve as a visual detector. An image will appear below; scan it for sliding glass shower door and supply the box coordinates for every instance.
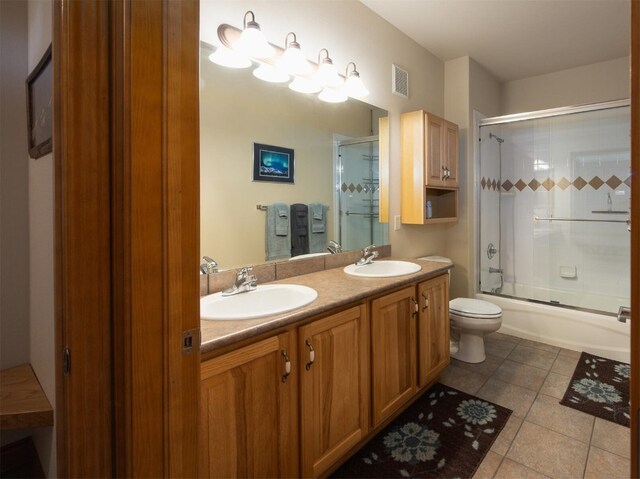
[479,102,631,315]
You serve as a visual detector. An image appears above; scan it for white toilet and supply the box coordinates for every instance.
[421,256,503,364]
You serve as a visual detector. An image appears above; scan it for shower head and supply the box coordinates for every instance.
[489,133,504,143]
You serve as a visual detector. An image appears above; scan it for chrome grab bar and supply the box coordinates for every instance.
[533,215,629,225]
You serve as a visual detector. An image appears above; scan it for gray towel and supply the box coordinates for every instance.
[290,204,309,257]
[309,203,325,233]
[308,203,328,253]
[265,203,291,261]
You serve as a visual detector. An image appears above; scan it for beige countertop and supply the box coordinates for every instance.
[200,257,452,356]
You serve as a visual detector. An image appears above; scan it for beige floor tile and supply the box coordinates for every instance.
[491,415,523,456]
[506,421,589,479]
[559,347,582,359]
[539,372,571,400]
[440,364,489,395]
[494,458,551,479]
[476,377,537,418]
[507,344,558,371]
[525,394,594,443]
[493,360,548,391]
[491,332,521,344]
[550,355,580,377]
[484,336,518,359]
[584,446,630,479]
[591,418,631,460]
[519,339,561,354]
[472,451,503,479]
[452,353,504,377]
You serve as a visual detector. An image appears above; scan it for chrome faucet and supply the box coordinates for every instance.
[222,266,257,296]
[327,240,342,254]
[200,256,218,274]
[355,244,379,266]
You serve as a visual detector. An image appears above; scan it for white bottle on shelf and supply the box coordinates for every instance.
[426,200,433,219]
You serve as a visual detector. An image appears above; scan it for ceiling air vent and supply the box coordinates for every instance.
[392,64,409,98]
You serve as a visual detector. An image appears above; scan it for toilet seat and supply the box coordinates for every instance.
[450,298,502,319]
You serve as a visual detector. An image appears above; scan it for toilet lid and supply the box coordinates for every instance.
[450,298,502,318]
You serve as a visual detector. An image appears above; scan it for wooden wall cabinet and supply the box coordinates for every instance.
[401,110,459,224]
[298,305,370,478]
[199,333,298,478]
[370,286,417,427]
[417,275,450,389]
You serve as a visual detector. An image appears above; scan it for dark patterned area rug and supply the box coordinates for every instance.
[560,352,630,427]
[331,383,512,478]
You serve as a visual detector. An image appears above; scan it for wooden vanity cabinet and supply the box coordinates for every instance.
[370,286,417,427]
[417,275,450,389]
[298,305,370,478]
[401,110,459,224]
[199,333,298,478]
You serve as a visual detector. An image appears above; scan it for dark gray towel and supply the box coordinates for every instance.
[290,203,309,257]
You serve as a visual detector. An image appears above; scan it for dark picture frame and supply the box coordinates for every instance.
[26,44,53,159]
[252,143,295,184]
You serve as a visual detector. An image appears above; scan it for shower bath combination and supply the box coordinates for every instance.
[476,99,631,361]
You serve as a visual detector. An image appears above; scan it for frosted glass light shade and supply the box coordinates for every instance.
[278,45,311,76]
[289,76,322,94]
[208,47,251,69]
[253,64,290,83]
[344,73,369,98]
[235,25,274,59]
[318,87,347,103]
[316,61,343,88]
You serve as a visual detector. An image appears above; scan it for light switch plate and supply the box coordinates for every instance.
[394,215,401,230]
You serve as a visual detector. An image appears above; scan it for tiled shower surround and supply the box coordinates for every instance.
[479,105,630,314]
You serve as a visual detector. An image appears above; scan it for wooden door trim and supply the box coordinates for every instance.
[630,0,639,474]
[54,0,200,476]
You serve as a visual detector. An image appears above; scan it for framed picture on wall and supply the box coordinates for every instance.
[253,143,295,184]
[26,44,53,159]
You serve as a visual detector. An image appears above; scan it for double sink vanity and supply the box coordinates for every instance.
[199,253,452,478]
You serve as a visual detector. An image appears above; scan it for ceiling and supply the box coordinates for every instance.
[360,0,630,82]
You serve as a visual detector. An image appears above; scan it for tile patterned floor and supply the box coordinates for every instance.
[440,333,631,479]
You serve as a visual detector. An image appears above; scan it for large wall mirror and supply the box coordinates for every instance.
[200,42,389,269]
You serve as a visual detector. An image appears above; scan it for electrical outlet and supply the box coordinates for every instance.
[394,215,401,231]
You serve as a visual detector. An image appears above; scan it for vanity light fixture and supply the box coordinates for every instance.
[234,11,274,59]
[278,32,311,76]
[208,46,251,69]
[315,49,343,89]
[253,64,290,83]
[343,62,370,98]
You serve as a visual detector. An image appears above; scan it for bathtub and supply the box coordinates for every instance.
[476,291,631,363]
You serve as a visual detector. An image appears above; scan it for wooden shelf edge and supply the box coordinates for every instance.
[0,364,54,430]
[423,217,458,224]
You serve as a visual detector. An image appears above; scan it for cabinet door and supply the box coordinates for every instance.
[371,287,417,427]
[425,112,445,187]
[418,275,450,389]
[299,305,370,478]
[443,121,459,187]
[200,333,298,478]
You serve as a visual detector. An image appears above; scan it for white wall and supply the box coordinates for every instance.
[502,56,630,115]
[27,0,56,476]
[201,0,449,259]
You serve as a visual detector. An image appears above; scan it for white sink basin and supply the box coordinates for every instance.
[343,260,422,278]
[201,284,318,320]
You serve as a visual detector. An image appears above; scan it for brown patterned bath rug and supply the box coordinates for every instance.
[331,383,512,479]
[560,352,630,427]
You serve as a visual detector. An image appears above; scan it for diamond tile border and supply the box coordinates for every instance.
[481,176,628,192]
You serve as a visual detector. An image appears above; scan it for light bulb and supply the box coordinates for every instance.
[208,47,251,69]
[253,64,290,83]
[289,76,322,94]
[318,87,347,103]
[278,32,311,76]
[344,72,369,98]
[315,49,343,88]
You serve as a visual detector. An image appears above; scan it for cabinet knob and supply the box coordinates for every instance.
[305,339,315,370]
[281,350,291,383]
[411,297,418,318]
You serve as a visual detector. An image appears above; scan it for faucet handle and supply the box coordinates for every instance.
[363,244,377,254]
